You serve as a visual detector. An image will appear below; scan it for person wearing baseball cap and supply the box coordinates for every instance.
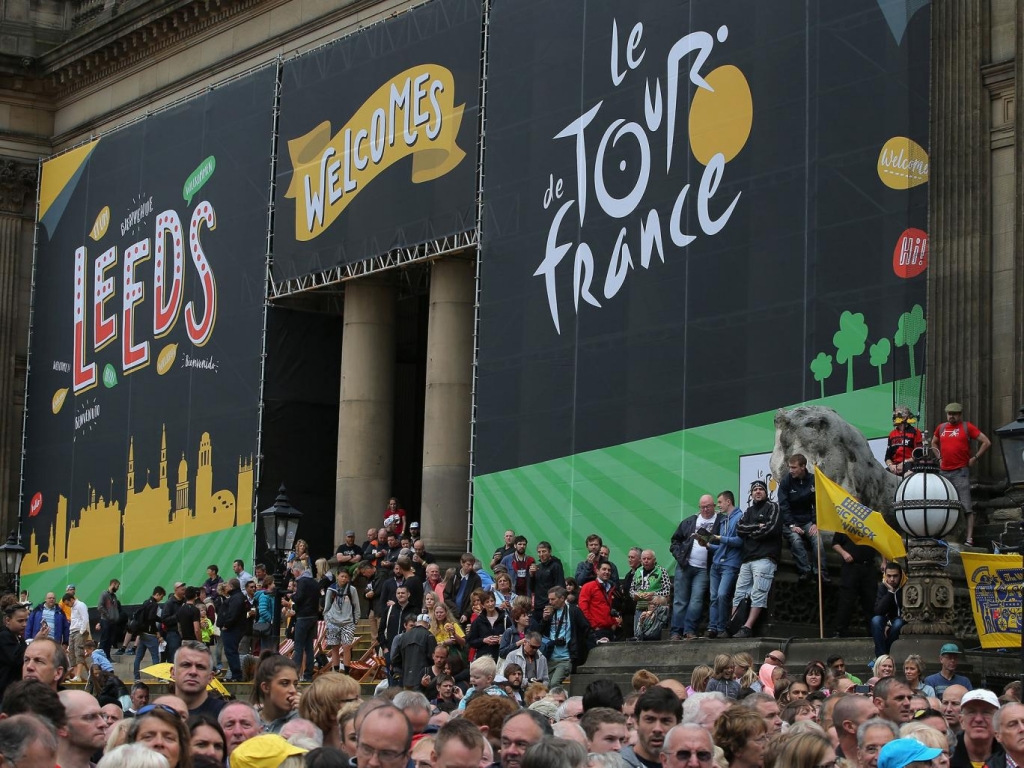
[335,529,362,576]
[229,733,306,768]
[930,401,992,546]
[877,738,943,768]
[729,478,783,638]
[924,644,973,699]
[951,689,1002,768]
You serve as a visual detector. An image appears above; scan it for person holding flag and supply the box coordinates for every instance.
[815,465,908,641]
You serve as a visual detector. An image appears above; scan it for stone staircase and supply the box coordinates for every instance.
[104,618,382,699]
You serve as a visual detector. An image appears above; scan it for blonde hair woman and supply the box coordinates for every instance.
[903,654,936,697]
[873,654,896,678]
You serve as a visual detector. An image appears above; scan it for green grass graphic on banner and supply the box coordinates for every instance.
[473,384,906,572]
[20,525,254,605]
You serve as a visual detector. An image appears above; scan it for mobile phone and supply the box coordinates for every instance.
[854,684,872,694]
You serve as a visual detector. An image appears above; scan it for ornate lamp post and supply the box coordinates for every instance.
[995,407,1024,500]
[0,532,25,595]
[892,453,961,636]
[259,485,302,649]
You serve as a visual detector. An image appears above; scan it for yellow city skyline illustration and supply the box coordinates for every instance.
[23,424,253,574]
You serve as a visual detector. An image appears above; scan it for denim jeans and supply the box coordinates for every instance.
[871,615,906,656]
[293,617,317,679]
[671,564,709,636]
[164,630,181,664]
[783,527,823,575]
[221,629,243,680]
[708,563,739,633]
[134,633,161,681]
[211,638,225,671]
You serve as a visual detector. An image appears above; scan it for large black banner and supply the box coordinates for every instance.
[476,0,930,476]
[22,66,275,602]
[273,0,482,282]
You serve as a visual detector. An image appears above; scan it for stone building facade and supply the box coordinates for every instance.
[2,0,1024,555]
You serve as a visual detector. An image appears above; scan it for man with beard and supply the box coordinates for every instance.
[620,686,681,768]
[501,536,535,598]
[730,479,783,638]
[96,579,121,657]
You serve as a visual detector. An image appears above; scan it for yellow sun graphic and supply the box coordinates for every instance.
[688,65,753,166]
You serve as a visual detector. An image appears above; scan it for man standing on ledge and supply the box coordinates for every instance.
[668,495,720,640]
[931,402,991,546]
[730,479,783,639]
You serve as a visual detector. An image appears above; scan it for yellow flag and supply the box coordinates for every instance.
[814,466,907,560]
[960,552,1023,648]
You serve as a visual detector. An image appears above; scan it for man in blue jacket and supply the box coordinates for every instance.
[25,592,69,645]
[705,491,744,638]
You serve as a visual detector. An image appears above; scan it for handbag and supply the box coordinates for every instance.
[252,622,272,637]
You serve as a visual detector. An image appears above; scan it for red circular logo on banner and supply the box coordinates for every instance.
[29,492,42,517]
[893,228,928,278]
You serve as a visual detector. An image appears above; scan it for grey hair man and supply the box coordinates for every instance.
[660,723,715,768]
[392,690,432,735]
[557,696,584,722]
[856,718,899,768]
[0,713,58,768]
[681,691,730,730]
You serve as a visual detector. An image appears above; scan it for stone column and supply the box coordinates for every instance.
[335,278,396,546]
[926,1,991,432]
[0,160,36,539]
[420,258,474,559]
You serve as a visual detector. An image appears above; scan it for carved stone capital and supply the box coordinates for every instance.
[0,160,38,216]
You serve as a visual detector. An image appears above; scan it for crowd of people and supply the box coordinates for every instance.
[0,615,1018,768]
[0,399,1002,768]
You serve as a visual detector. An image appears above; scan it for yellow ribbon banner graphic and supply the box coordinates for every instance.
[960,551,1023,648]
[284,65,467,241]
[814,466,907,561]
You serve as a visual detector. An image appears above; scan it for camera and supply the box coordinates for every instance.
[554,638,567,647]
[610,609,621,618]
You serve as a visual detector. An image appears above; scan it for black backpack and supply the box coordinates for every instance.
[726,596,751,637]
[126,604,145,635]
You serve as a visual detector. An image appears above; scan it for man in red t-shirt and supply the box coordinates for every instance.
[930,402,991,546]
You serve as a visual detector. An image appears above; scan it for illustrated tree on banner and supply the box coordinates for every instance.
[870,339,892,386]
[833,311,869,394]
[895,304,926,380]
[810,353,833,399]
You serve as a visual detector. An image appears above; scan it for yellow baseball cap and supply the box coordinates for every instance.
[230,735,307,768]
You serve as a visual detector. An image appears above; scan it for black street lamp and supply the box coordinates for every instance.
[259,485,302,652]
[995,407,1024,489]
[0,532,26,595]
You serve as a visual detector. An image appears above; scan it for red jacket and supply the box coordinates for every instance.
[578,579,618,630]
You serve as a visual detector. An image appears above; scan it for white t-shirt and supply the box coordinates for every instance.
[687,516,717,569]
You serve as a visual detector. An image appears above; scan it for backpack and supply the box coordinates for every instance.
[726,595,751,637]
[126,601,147,635]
